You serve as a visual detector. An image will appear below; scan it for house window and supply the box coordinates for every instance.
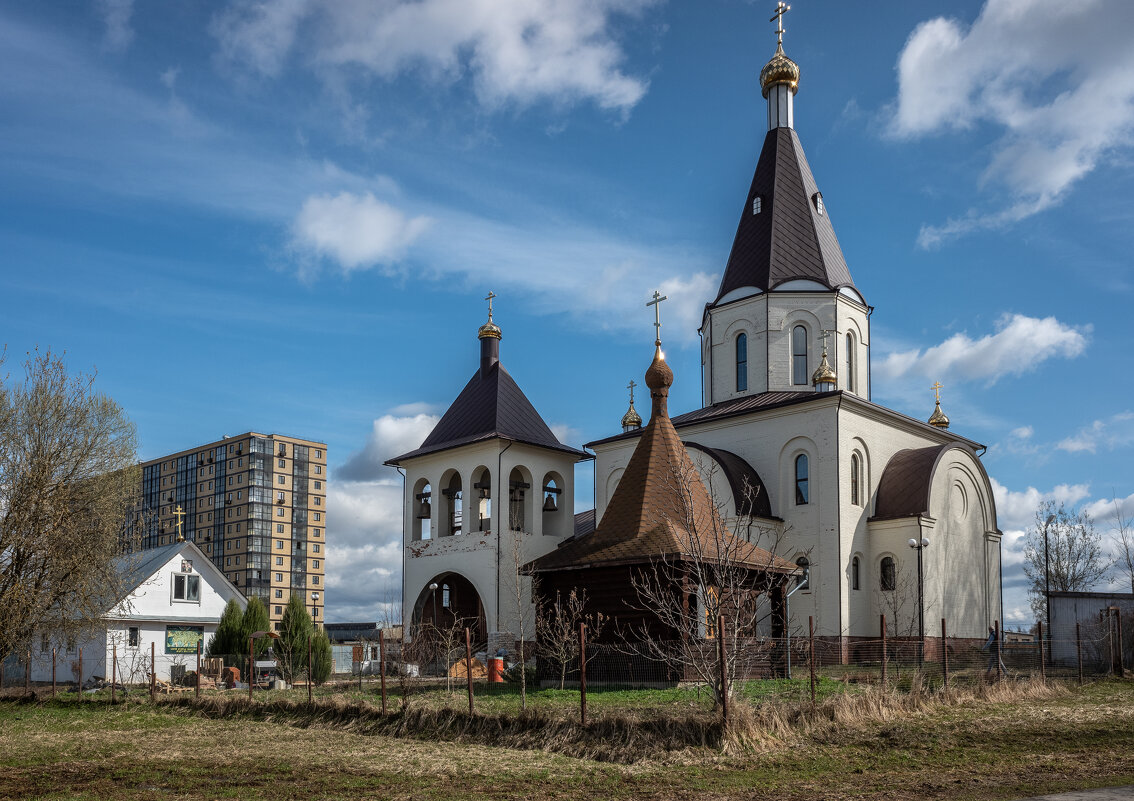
[852,557,860,591]
[314,481,322,490]
[312,575,319,585]
[845,332,855,393]
[276,540,284,549]
[881,557,896,591]
[275,606,283,615]
[752,195,762,215]
[792,325,808,385]
[277,524,285,533]
[275,589,283,599]
[314,513,321,522]
[128,627,140,647]
[172,574,200,602]
[314,496,322,506]
[278,458,286,468]
[277,508,285,517]
[814,192,824,215]
[795,454,809,505]
[312,543,320,553]
[442,584,450,608]
[278,476,286,485]
[275,573,283,582]
[736,333,748,392]
[850,454,861,506]
[315,449,323,459]
[315,465,322,475]
[41,633,49,653]
[276,557,284,566]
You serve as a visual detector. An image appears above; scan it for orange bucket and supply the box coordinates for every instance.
[488,657,504,683]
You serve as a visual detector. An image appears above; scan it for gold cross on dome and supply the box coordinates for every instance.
[770,2,790,46]
[174,505,185,541]
[818,328,833,354]
[931,381,944,403]
[627,379,637,404]
[646,290,668,344]
[484,290,496,321]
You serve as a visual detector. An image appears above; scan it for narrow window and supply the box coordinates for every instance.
[128,627,140,647]
[795,454,809,505]
[814,192,825,215]
[852,557,860,591]
[736,333,748,392]
[442,583,451,608]
[752,195,762,215]
[792,325,808,385]
[881,557,896,591]
[845,333,855,393]
[851,454,861,506]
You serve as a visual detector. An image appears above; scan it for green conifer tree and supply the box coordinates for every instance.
[206,598,245,666]
[275,594,313,682]
[310,629,333,686]
[241,596,272,679]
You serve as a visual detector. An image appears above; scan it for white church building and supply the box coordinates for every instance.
[391,29,1002,657]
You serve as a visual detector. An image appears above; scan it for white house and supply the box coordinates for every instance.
[27,541,246,685]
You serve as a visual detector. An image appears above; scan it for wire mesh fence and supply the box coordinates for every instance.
[2,614,1130,718]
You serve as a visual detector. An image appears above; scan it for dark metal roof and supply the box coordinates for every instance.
[684,442,773,519]
[871,443,977,521]
[714,127,856,304]
[387,362,585,464]
[573,509,596,538]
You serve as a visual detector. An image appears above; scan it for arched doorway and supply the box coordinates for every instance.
[412,572,488,645]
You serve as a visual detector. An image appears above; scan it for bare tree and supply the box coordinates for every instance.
[506,528,534,709]
[627,460,798,707]
[1111,492,1134,594]
[536,588,606,690]
[1022,501,1113,621]
[0,349,139,663]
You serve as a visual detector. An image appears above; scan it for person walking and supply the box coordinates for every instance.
[982,626,1007,678]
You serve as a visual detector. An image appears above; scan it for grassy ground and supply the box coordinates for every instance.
[1,679,1132,800]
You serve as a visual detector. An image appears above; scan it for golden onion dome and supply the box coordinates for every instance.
[760,43,800,98]
[928,401,950,429]
[621,404,642,429]
[811,351,837,386]
[477,319,502,340]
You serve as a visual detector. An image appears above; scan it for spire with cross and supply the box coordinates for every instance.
[646,290,668,345]
[485,290,496,322]
[174,505,185,542]
[627,379,637,405]
[770,2,790,46]
[818,328,834,356]
[931,381,943,403]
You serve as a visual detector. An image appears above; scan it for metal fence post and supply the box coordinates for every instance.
[112,644,117,704]
[808,616,816,704]
[25,650,30,695]
[880,614,887,686]
[1116,610,1126,677]
[307,634,313,706]
[196,640,201,699]
[52,648,56,698]
[78,648,83,700]
[248,636,254,702]
[378,628,387,715]
[151,642,156,700]
[1037,621,1046,683]
[578,623,587,726]
[994,620,1002,683]
[1076,622,1083,685]
[941,618,948,691]
[718,614,728,728]
[465,627,474,717]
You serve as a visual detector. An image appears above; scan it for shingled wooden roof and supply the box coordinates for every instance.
[528,344,796,575]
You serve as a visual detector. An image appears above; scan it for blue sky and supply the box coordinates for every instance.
[2,0,1132,625]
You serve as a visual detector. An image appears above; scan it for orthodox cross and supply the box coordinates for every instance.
[646,290,668,344]
[174,505,185,542]
[770,2,790,45]
[485,290,496,321]
[931,381,944,404]
[627,379,637,405]
[818,328,834,355]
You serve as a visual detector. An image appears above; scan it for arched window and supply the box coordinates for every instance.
[850,453,861,506]
[880,556,896,591]
[442,583,450,608]
[795,556,810,590]
[794,454,809,505]
[752,195,762,215]
[735,333,748,392]
[852,556,860,590]
[792,325,808,385]
[845,332,855,393]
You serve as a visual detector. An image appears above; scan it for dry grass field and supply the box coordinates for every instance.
[1,679,1132,800]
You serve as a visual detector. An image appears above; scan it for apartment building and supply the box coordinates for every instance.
[134,432,327,628]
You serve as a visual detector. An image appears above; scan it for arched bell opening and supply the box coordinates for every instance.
[471,465,492,532]
[541,470,569,537]
[438,469,463,537]
[507,466,534,533]
[412,478,432,541]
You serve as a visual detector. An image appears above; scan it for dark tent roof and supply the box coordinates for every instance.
[387,362,584,464]
[714,127,856,304]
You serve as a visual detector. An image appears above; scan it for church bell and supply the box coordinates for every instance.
[542,493,557,512]
[416,495,432,519]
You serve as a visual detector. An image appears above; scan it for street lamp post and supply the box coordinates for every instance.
[429,582,439,627]
[310,591,320,624]
[1042,512,1056,642]
[908,537,930,667]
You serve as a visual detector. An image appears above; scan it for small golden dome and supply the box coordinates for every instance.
[760,44,799,98]
[645,343,674,393]
[477,320,501,340]
[811,351,837,387]
[621,404,642,429]
[928,401,950,429]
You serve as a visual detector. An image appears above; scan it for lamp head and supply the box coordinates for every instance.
[921,537,929,548]
[908,538,918,548]
[429,582,439,591]
[1045,513,1056,526]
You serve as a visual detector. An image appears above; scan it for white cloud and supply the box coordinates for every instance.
[1082,490,1134,525]
[991,476,1091,533]
[875,313,1088,386]
[97,0,134,52]
[891,0,1134,246]
[1056,411,1134,454]
[290,191,432,274]
[337,412,441,482]
[212,0,654,113]
[325,480,405,620]
[159,67,180,91]
[1009,426,1033,440]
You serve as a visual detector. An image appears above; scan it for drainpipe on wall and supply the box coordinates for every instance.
[396,467,407,632]
[495,440,513,632]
